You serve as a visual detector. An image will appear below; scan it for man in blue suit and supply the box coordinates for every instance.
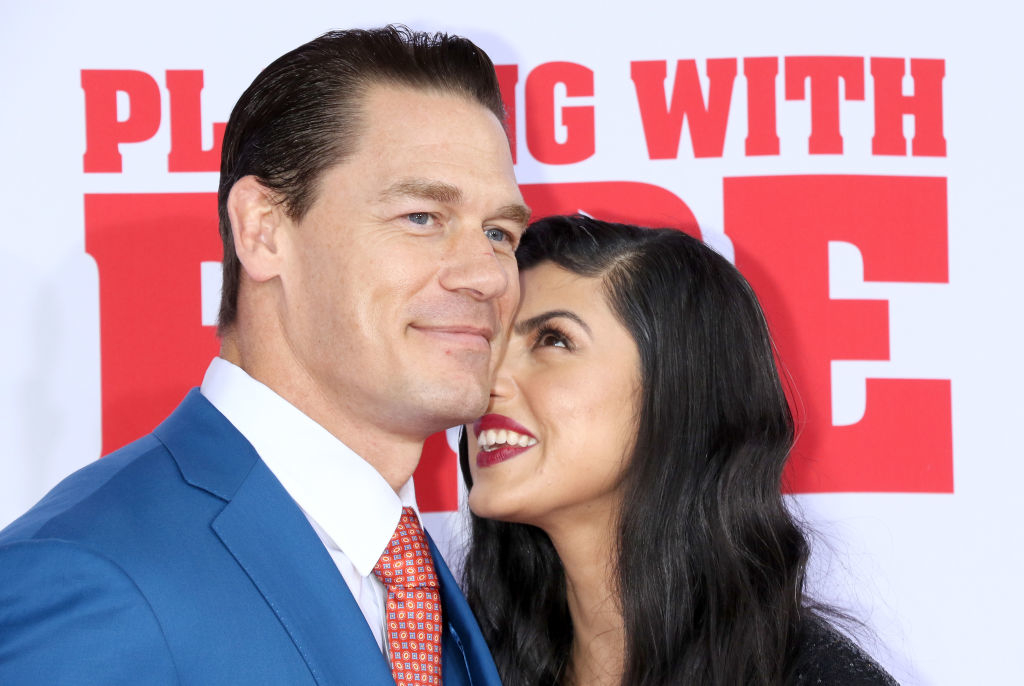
[0,26,529,684]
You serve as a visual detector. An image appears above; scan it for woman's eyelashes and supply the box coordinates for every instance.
[532,324,575,351]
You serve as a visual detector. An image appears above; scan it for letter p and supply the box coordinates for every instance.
[82,70,161,173]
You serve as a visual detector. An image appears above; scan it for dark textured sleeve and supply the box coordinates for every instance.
[789,618,900,686]
[0,539,180,685]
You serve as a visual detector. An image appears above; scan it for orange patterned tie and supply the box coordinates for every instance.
[373,507,443,686]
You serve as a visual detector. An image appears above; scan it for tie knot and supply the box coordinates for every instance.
[372,506,439,589]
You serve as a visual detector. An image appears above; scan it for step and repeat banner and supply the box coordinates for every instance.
[2,2,1020,684]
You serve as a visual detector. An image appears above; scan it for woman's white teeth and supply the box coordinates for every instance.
[478,428,538,451]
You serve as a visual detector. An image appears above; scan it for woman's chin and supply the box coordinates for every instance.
[467,488,500,520]
[468,488,530,525]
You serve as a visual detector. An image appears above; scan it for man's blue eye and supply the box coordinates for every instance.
[408,213,430,225]
[485,227,507,242]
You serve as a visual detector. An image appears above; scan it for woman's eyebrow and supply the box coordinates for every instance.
[514,310,592,337]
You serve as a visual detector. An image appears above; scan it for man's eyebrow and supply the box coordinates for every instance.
[492,203,532,229]
[514,309,592,337]
[379,178,464,204]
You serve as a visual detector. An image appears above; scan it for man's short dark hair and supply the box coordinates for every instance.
[216,25,507,332]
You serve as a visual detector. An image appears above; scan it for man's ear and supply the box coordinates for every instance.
[226,175,287,283]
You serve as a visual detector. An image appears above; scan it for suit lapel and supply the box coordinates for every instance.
[429,535,502,686]
[156,390,395,686]
[213,462,395,685]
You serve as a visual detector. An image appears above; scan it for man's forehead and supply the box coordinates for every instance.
[361,80,479,109]
[359,82,483,124]
[358,83,510,156]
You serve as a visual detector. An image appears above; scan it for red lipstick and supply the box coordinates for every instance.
[473,414,533,437]
[473,414,537,468]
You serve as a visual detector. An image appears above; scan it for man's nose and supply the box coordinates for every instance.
[438,227,510,300]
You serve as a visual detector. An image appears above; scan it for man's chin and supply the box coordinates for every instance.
[403,375,490,430]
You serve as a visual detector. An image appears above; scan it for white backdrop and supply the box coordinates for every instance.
[2,2,1023,684]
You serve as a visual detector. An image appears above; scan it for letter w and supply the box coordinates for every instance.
[631,59,737,159]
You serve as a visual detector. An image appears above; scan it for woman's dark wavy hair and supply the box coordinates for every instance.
[460,214,814,686]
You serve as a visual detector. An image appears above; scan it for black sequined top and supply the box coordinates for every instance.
[789,619,900,685]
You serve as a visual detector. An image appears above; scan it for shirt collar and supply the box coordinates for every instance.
[200,357,417,577]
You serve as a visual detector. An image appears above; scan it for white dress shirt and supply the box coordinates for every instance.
[200,356,418,653]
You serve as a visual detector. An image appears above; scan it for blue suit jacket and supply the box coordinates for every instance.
[0,389,501,685]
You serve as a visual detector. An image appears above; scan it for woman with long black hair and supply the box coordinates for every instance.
[460,215,897,686]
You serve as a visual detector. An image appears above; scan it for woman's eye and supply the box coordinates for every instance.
[407,212,431,225]
[537,331,569,349]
